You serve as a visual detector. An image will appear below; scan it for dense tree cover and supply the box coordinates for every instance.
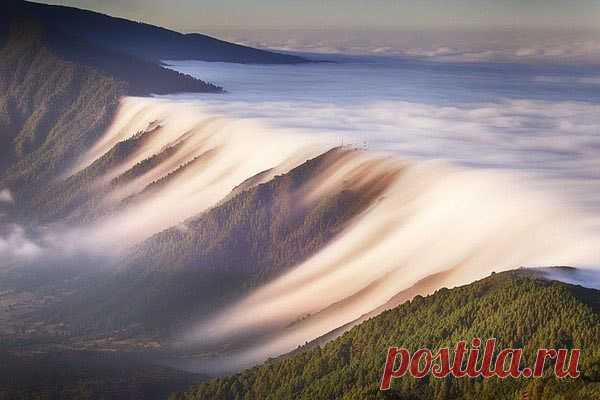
[0,13,220,212]
[173,270,600,400]
[32,123,169,222]
[54,149,389,334]
[0,1,304,223]
[0,19,125,193]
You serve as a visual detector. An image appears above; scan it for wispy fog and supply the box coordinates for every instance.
[203,29,600,65]
[68,97,333,250]
[163,57,600,370]
[186,155,600,371]
[543,268,600,290]
[0,224,42,268]
[0,189,14,204]
[4,53,600,374]
[167,58,600,216]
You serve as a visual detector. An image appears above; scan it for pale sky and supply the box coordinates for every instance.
[37,0,600,32]
[34,0,600,64]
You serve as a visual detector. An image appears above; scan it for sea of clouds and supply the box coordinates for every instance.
[159,57,600,370]
[203,29,600,65]
[167,58,600,218]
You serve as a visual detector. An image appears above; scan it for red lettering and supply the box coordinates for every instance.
[495,348,522,378]
[555,349,581,379]
[432,348,451,378]
[380,347,410,390]
[451,341,468,377]
[480,338,497,378]
[533,349,557,377]
[410,349,433,378]
[466,338,482,377]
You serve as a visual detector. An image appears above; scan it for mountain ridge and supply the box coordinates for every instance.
[47,148,394,336]
[173,268,600,400]
[0,14,221,206]
[10,0,310,64]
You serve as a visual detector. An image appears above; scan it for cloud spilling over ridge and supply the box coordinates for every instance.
[156,62,600,370]
[168,59,600,222]
[167,85,600,216]
[543,268,600,290]
[1,97,336,266]
[186,153,600,371]
[5,60,598,372]
[68,97,335,249]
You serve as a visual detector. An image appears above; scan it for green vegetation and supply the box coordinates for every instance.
[0,14,220,214]
[58,149,389,334]
[0,19,126,195]
[31,122,166,222]
[173,270,600,400]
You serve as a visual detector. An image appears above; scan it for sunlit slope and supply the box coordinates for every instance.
[173,269,600,400]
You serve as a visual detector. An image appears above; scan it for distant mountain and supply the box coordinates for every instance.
[7,0,310,64]
[174,269,600,400]
[0,0,309,198]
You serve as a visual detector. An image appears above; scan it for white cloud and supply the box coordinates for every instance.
[205,29,600,64]
[0,224,42,268]
[579,77,600,85]
[0,189,13,204]
[544,268,600,290]
[534,75,600,85]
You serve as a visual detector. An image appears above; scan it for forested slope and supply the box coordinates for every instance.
[0,13,220,210]
[55,149,394,334]
[174,269,600,400]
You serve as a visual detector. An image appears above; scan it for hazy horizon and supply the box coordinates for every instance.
[35,0,600,31]
[33,0,600,64]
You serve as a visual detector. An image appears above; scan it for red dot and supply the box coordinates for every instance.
[522,368,532,378]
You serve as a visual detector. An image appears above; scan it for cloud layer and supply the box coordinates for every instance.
[164,58,600,370]
[0,224,42,268]
[0,189,14,204]
[205,29,600,65]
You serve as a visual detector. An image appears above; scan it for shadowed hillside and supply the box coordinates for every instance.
[7,0,310,64]
[52,148,396,335]
[0,14,220,206]
[173,269,600,400]
[0,351,207,400]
